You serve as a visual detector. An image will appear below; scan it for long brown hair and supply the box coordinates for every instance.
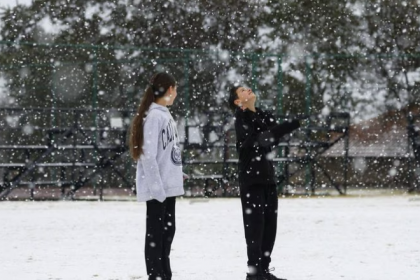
[129,72,176,161]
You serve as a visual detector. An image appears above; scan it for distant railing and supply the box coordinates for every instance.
[0,107,134,200]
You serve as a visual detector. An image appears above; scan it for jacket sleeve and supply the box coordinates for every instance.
[264,111,278,126]
[140,115,166,202]
[258,120,300,147]
[235,111,300,149]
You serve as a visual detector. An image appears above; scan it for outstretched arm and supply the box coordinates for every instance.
[235,113,300,149]
[257,120,300,147]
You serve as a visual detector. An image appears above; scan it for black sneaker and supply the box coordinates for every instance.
[263,268,286,280]
[148,276,166,280]
[246,273,265,280]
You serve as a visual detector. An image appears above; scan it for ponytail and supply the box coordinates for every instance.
[129,86,155,161]
[129,72,177,161]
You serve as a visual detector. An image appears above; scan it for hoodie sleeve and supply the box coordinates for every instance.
[140,114,166,202]
[235,110,300,150]
[258,119,300,146]
[263,111,278,127]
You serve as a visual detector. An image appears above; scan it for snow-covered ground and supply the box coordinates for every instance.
[1,195,419,280]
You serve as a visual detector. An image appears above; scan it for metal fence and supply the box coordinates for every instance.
[1,41,420,199]
[0,107,133,200]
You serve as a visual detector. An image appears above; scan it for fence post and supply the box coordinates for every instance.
[305,55,312,115]
[92,46,99,130]
[183,50,190,127]
[304,55,313,193]
[182,50,191,179]
[276,55,285,193]
[92,47,99,197]
[343,117,350,194]
[51,66,57,182]
[251,53,257,94]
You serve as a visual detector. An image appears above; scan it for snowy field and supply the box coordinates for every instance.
[1,195,420,280]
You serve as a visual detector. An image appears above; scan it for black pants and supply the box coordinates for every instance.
[240,184,278,275]
[145,197,176,280]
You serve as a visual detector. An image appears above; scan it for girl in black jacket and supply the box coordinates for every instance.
[229,86,300,280]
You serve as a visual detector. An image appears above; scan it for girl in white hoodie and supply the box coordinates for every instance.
[129,72,184,280]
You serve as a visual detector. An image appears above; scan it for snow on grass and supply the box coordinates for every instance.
[1,195,419,280]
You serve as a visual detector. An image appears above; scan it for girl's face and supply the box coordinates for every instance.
[234,87,256,108]
[163,85,177,106]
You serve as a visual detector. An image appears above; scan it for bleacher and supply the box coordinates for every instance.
[182,111,350,196]
[0,107,133,200]
[1,107,351,199]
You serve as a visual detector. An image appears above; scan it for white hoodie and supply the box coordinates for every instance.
[136,103,185,202]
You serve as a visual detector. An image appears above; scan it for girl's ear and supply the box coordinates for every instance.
[234,99,242,107]
[164,86,172,96]
[167,86,175,94]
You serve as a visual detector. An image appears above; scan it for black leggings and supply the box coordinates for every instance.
[145,197,176,280]
[240,184,278,275]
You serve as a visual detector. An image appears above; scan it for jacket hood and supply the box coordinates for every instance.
[148,102,169,113]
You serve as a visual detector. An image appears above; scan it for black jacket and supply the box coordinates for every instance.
[234,107,300,187]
